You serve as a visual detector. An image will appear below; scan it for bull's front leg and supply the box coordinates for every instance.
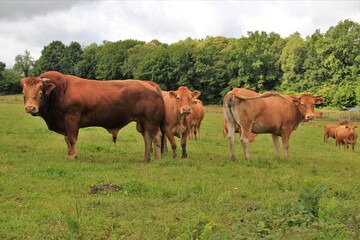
[64,134,78,159]
[180,129,190,158]
[64,115,79,159]
[272,134,280,159]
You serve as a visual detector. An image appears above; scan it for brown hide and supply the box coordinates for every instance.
[162,86,200,158]
[20,71,165,161]
[339,119,349,125]
[223,88,259,160]
[335,124,358,151]
[189,99,204,140]
[222,118,256,143]
[223,88,324,160]
[323,125,338,143]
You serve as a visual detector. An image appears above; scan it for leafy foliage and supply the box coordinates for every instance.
[1,20,359,107]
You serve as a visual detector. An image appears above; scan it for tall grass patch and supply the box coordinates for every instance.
[1,96,360,239]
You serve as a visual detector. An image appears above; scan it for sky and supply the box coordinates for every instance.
[0,0,359,68]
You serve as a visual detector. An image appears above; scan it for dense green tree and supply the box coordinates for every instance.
[0,69,22,94]
[135,44,172,90]
[167,38,198,89]
[59,41,83,75]
[279,33,307,92]
[13,50,34,77]
[96,39,144,80]
[125,40,162,79]
[76,43,99,79]
[32,41,66,75]
[0,61,5,79]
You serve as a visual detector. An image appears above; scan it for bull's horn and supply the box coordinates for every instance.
[41,78,51,82]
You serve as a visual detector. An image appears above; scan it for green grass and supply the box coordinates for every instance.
[1,95,360,239]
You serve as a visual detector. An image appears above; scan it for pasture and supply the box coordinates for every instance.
[0,94,359,239]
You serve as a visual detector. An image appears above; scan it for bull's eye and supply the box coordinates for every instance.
[38,91,43,98]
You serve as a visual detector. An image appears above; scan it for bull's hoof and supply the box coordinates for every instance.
[66,155,77,160]
[182,153,188,158]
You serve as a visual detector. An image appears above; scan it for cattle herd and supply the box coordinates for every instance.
[20,71,357,161]
[324,120,358,151]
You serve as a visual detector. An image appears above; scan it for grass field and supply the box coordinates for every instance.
[1,94,359,239]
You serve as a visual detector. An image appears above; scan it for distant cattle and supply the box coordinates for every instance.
[223,89,324,160]
[339,119,349,125]
[189,99,204,140]
[324,125,339,143]
[162,87,201,158]
[335,124,358,151]
[314,112,323,118]
[20,71,165,161]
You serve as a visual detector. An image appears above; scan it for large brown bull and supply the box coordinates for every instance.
[162,86,200,158]
[20,71,165,161]
[223,89,324,160]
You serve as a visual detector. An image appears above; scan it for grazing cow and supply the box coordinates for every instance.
[324,125,339,143]
[335,124,358,151]
[223,89,324,160]
[189,99,204,140]
[20,71,165,161]
[162,87,201,158]
[339,119,349,125]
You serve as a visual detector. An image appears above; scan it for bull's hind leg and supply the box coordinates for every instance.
[143,122,162,160]
[226,121,237,161]
[239,122,253,160]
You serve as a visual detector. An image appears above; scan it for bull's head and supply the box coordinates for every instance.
[169,86,201,115]
[20,77,56,116]
[290,94,324,121]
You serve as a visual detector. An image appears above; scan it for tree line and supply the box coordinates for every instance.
[1,19,359,108]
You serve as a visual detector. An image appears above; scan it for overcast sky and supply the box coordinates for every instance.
[0,0,359,68]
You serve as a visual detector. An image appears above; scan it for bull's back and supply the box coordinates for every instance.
[237,96,297,134]
[66,79,164,127]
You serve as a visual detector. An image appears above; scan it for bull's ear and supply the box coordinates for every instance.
[169,91,177,98]
[42,78,56,95]
[314,96,324,105]
[289,95,300,105]
[192,90,201,99]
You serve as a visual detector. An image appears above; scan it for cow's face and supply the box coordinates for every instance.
[20,77,56,116]
[169,86,201,115]
[347,124,358,138]
[292,94,324,120]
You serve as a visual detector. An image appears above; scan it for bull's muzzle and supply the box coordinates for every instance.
[25,105,39,115]
[305,114,315,120]
[181,106,192,115]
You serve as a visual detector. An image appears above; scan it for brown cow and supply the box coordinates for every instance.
[20,71,165,161]
[223,89,324,160]
[162,86,200,158]
[189,99,204,140]
[335,124,358,151]
[324,125,338,143]
[223,88,259,156]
